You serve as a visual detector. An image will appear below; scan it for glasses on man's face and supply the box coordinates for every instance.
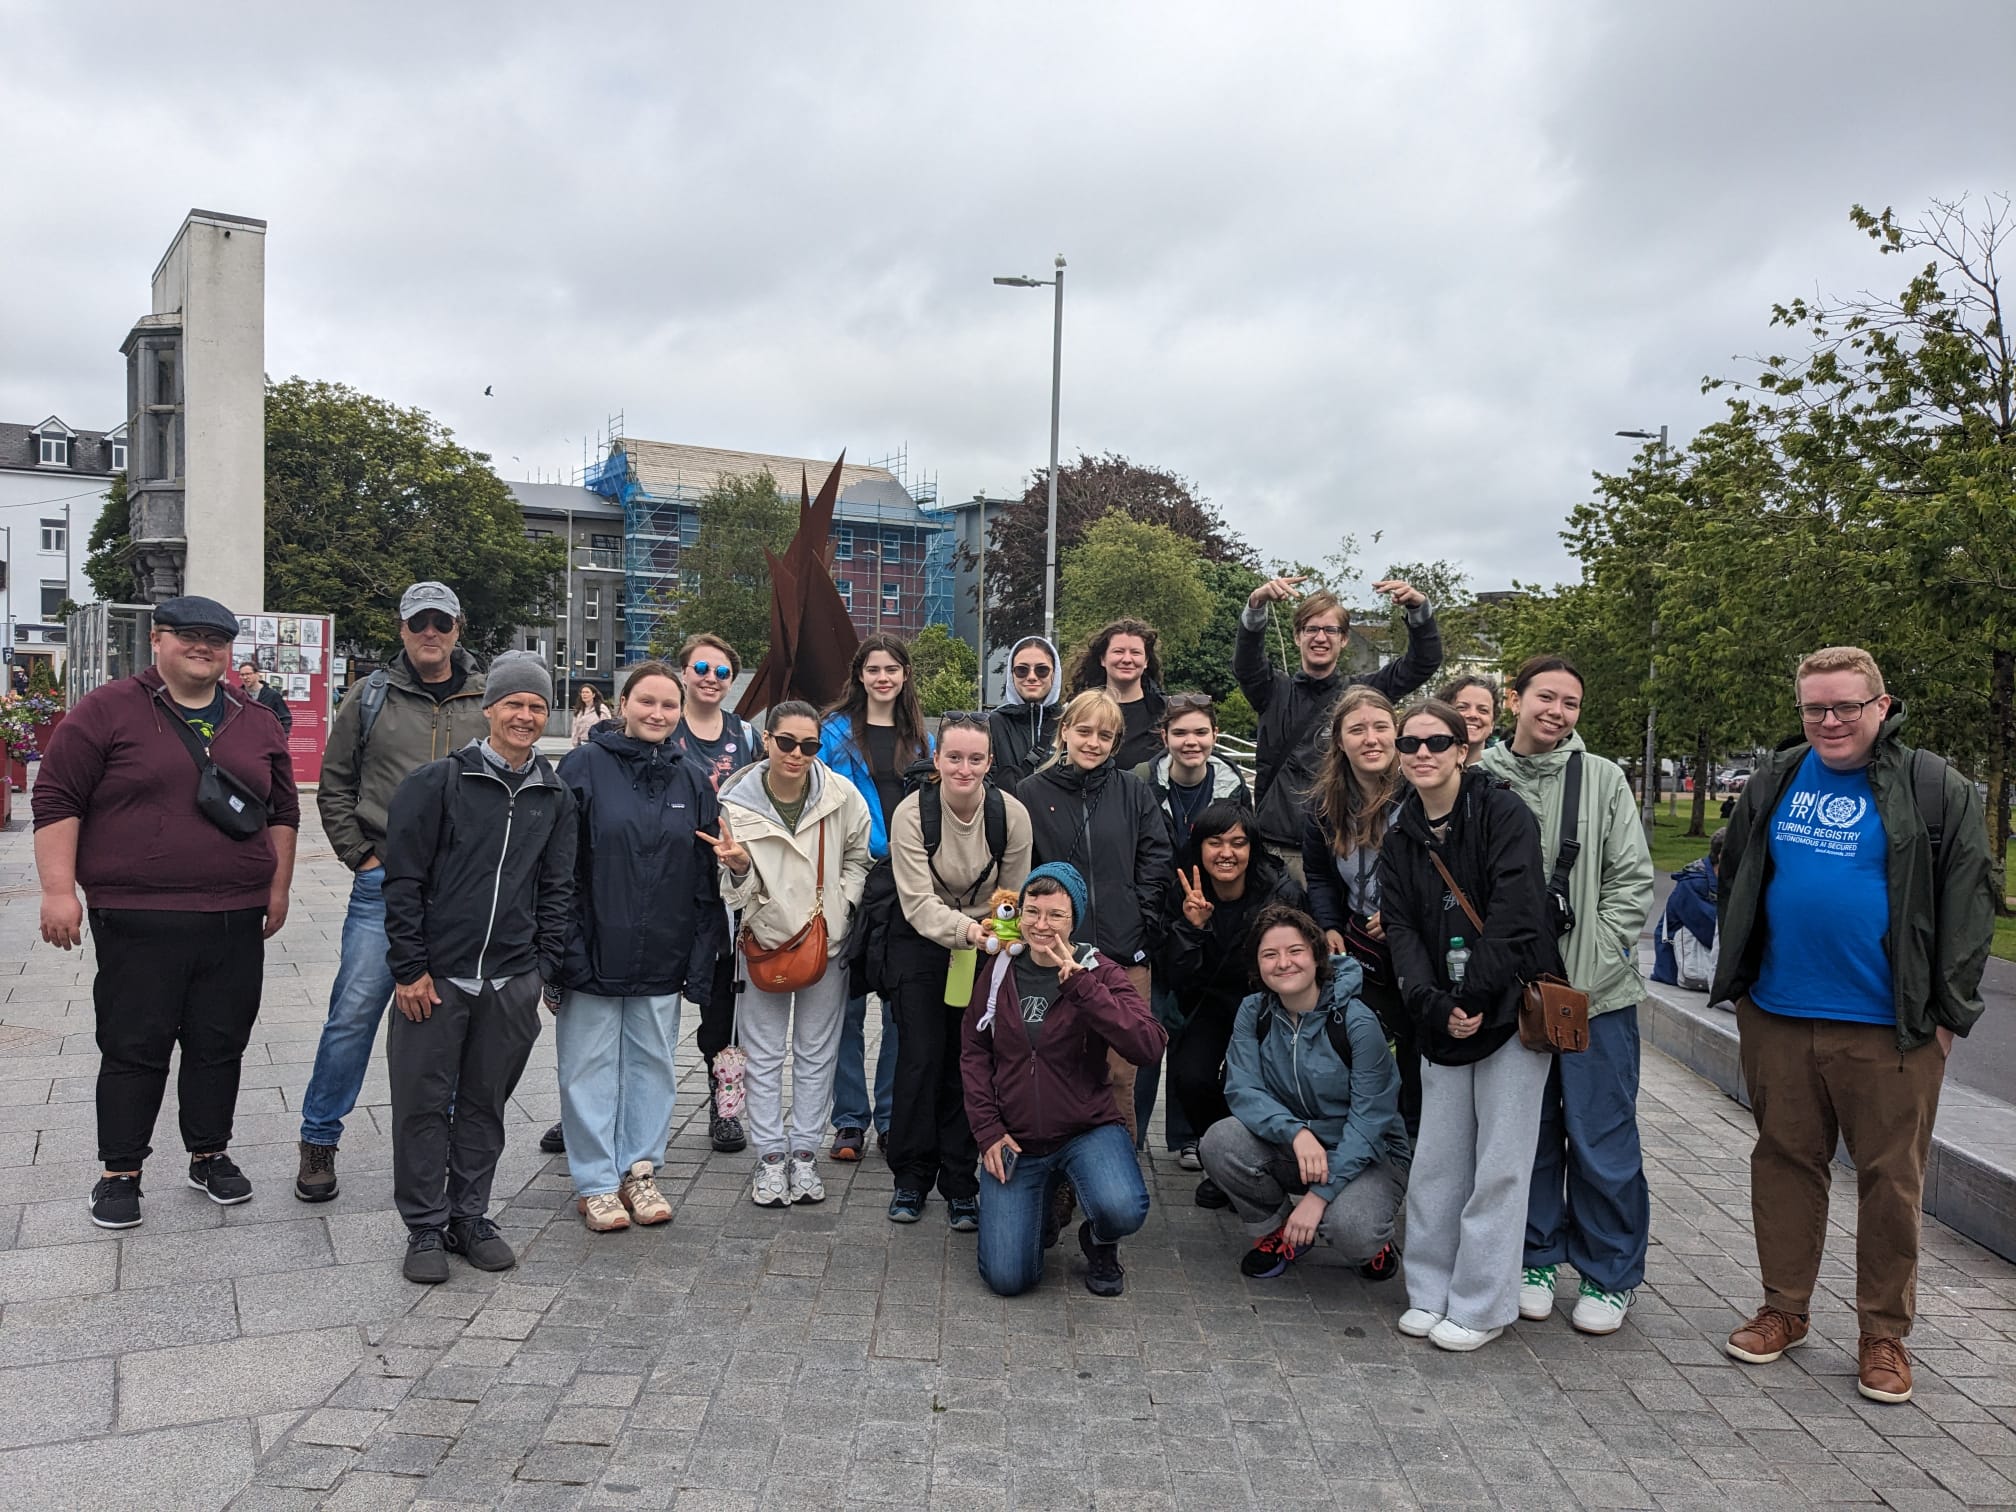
[767,733,815,754]
[688,661,730,681]
[1013,662,1051,681]
[1299,624,1345,640]
[405,612,455,634]
[1798,696,1883,726]
[1395,733,1459,755]
[171,628,232,649]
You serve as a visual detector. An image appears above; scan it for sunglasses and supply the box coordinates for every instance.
[1013,662,1052,679]
[1395,733,1460,754]
[688,660,731,681]
[1163,692,1215,718]
[767,733,816,754]
[405,612,455,634]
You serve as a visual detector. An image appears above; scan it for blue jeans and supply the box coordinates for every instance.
[1525,1002,1651,1293]
[830,990,896,1134]
[976,1122,1150,1297]
[555,991,681,1196]
[299,867,396,1147]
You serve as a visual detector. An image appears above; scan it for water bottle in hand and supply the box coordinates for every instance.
[1446,937,1470,988]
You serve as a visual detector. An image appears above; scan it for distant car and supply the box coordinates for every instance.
[1725,770,1750,795]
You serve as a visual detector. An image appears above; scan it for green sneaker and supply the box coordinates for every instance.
[1518,1265,1558,1321]
[1570,1281,1633,1336]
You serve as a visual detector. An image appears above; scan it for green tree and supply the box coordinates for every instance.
[83,472,131,603]
[909,622,981,715]
[1056,513,1214,668]
[1163,557,1264,699]
[646,470,798,664]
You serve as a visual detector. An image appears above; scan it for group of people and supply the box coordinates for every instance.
[33,565,1991,1408]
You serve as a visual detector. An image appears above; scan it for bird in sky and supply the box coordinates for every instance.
[483,385,493,396]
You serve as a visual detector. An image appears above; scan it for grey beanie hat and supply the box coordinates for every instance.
[482,651,554,709]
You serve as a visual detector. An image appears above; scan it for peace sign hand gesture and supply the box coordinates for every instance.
[697,815,751,877]
[1177,866,1215,929]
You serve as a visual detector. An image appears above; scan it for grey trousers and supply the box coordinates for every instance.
[388,973,544,1231]
[1196,1116,1406,1264]
[1403,1032,1552,1331]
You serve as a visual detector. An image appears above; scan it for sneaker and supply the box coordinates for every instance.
[1239,1225,1308,1279]
[1857,1334,1914,1404]
[1078,1221,1126,1297]
[751,1154,791,1207]
[1428,1319,1503,1352]
[1518,1264,1558,1321]
[1571,1282,1633,1336]
[618,1160,672,1225]
[539,1122,566,1154]
[294,1141,338,1202]
[187,1153,253,1206]
[946,1197,980,1232]
[1359,1243,1400,1283]
[89,1173,143,1230]
[403,1226,450,1284]
[887,1187,926,1223]
[445,1216,516,1271]
[1177,1144,1202,1172]
[830,1127,865,1162]
[1397,1308,1443,1338]
[710,1111,748,1154]
[1193,1177,1231,1210]
[578,1192,631,1232]
[1726,1305,1811,1365]
[787,1152,825,1205]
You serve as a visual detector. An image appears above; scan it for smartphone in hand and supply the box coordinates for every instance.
[999,1145,1019,1183]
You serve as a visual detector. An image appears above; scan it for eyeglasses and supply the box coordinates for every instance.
[1013,662,1052,680]
[767,733,815,754]
[688,661,731,681]
[169,628,233,649]
[1395,733,1460,754]
[1298,624,1346,639]
[1797,696,1884,725]
[405,612,455,634]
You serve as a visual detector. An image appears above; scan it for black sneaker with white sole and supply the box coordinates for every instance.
[187,1154,253,1205]
[90,1173,143,1229]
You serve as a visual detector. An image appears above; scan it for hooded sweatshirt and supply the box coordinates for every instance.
[988,634,1062,789]
[717,758,874,956]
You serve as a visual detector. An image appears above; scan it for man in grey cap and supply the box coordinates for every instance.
[380,651,576,1282]
[296,581,489,1201]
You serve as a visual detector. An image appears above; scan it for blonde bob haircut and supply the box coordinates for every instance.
[1795,646,1886,699]
[1057,687,1124,738]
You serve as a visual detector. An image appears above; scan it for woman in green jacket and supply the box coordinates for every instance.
[1477,657,1655,1337]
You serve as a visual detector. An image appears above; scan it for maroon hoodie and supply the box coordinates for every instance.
[33,668,300,911]
[959,947,1166,1157]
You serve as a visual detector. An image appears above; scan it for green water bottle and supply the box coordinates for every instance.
[945,946,979,1008]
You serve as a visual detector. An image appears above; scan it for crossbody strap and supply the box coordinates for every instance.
[1550,753,1584,895]
[1427,850,1486,936]
[811,818,826,917]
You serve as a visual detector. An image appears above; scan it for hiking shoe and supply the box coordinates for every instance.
[1239,1225,1308,1279]
[294,1141,338,1202]
[445,1216,516,1271]
[787,1152,825,1205]
[1397,1309,1444,1338]
[89,1173,143,1230]
[539,1122,566,1154]
[1726,1305,1810,1364]
[947,1197,980,1232]
[1571,1282,1634,1336]
[1078,1221,1125,1297]
[1518,1264,1558,1321]
[187,1153,253,1206]
[751,1154,791,1208]
[1359,1243,1400,1283]
[1858,1335,1914,1403]
[1429,1319,1503,1352]
[1193,1177,1230,1209]
[1177,1144,1202,1172]
[887,1188,926,1223]
[710,1111,748,1154]
[619,1160,672,1225]
[579,1192,631,1232]
[829,1127,865,1162]
[403,1226,450,1284]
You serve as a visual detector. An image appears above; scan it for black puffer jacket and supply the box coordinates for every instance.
[1016,759,1173,969]
[555,727,726,1001]
[1157,849,1309,1031]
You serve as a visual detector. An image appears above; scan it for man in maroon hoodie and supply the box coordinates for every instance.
[34,596,299,1230]
[961,861,1165,1298]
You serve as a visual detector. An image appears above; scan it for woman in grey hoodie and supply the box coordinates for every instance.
[988,635,1062,789]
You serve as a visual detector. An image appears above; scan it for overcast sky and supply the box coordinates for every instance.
[5,1,2009,591]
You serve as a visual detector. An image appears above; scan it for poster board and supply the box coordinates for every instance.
[228,610,337,785]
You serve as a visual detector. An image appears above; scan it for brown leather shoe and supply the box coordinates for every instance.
[1726,1305,1810,1364]
[1857,1335,1913,1403]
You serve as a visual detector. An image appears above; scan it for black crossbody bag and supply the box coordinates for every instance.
[164,704,270,841]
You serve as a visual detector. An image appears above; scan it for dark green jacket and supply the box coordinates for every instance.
[1712,705,1995,1050]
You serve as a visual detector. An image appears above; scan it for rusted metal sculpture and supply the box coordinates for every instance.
[736,456,861,717]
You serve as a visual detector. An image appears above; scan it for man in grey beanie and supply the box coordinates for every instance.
[380,649,577,1282]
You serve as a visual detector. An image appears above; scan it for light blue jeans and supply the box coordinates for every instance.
[299,867,395,1147]
[555,991,682,1197]
[830,990,896,1135]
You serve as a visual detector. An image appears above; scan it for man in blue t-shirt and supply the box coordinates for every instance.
[1713,646,1994,1410]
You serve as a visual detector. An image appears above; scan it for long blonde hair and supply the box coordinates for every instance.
[1038,687,1124,773]
[1315,685,1401,856]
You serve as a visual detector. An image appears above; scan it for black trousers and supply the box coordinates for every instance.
[1361,976,1422,1138]
[1170,999,1239,1138]
[91,907,266,1169]
[885,934,979,1200]
[697,949,736,1075]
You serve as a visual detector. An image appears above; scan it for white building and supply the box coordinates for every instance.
[0,416,122,677]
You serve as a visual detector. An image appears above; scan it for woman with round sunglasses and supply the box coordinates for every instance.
[1379,700,1556,1352]
[1439,675,1502,765]
[988,634,1063,789]
[1478,657,1654,1336]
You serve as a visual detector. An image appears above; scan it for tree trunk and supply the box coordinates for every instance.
[1992,647,2014,917]
[1688,726,1711,837]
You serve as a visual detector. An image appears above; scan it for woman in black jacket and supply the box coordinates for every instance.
[1378,699,1554,1354]
[1017,688,1172,1142]
[552,662,727,1234]
[987,634,1062,789]
[1160,800,1309,1205]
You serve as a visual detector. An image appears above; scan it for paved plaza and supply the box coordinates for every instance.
[0,802,2013,1511]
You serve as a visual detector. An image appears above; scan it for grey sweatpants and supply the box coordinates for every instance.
[388,973,544,1231]
[1197,1116,1406,1264]
[1404,1032,1552,1331]
[740,963,850,1159]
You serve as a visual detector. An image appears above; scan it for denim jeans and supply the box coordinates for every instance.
[299,867,396,1147]
[1525,1003,1651,1293]
[976,1122,1150,1297]
[830,990,896,1134]
[555,991,681,1197]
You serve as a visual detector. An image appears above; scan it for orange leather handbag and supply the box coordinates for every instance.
[739,819,829,993]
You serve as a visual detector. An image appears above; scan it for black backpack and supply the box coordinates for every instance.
[849,774,1011,998]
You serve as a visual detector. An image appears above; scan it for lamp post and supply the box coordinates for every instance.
[993,254,1066,647]
[1616,427,1669,838]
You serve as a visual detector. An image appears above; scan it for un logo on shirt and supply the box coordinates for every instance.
[1818,793,1868,829]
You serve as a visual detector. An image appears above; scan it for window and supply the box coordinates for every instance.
[679,513,700,547]
[881,529,902,564]
[38,435,68,467]
[525,527,554,540]
[584,586,599,621]
[41,582,66,620]
[882,581,902,614]
[835,525,853,561]
[41,520,65,553]
[524,635,540,653]
[590,533,621,570]
[558,637,568,666]
[110,441,127,471]
[584,640,600,672]
[836,578,853,610]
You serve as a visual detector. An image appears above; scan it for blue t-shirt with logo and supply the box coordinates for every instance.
[1751,748,1893,1024]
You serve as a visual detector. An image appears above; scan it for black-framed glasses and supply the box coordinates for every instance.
[1395,733,1460,754]
[169,627,233,649]
[767,732,816,754]
[688,660,731,681]
[1297,623,1346,639]
[1797,696,1884,725]
[1012,661,1052,680]
[405,611,455,634]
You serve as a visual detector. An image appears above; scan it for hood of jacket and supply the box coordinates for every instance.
[993,635,1063,711]
[718,757,846,834]
[588,723,691,795]
[1140,751,1248,805]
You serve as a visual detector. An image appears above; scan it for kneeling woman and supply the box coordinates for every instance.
[961,864,1166,1298]
[1198,906,1410,1280]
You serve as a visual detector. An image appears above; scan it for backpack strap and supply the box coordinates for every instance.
[354,668,392,756]
[921,782,1009,908]
[1253,1000,1353,1069]
[1911,748,1947,874]
[1550,752,1584,898]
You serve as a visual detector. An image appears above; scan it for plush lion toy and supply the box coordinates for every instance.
[982,888,1025,955]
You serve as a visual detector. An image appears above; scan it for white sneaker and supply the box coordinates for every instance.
[1428,1319,1504,1352]
[751,1154,790,1207]
[1177,1144,1202,1172]
[1397,1308,1444,1338]
[1570,1285,1633,1335]
[787,1151,825,1204]
[1519,1265,1558,1321]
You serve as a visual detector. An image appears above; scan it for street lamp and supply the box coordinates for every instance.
[1616,427,1669,838]
[993,254,1066,647]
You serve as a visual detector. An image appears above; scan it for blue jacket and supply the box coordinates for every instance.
[1222,956,1413,1200]
[1651,857,1717,986]
[818,711,932,861]
[554,727,726,1000]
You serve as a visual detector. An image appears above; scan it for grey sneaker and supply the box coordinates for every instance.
[294,1141,338,1202]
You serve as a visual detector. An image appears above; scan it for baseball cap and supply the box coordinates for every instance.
[400,581,461,620]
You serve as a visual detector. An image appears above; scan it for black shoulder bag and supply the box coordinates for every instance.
[165,705,271,841]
